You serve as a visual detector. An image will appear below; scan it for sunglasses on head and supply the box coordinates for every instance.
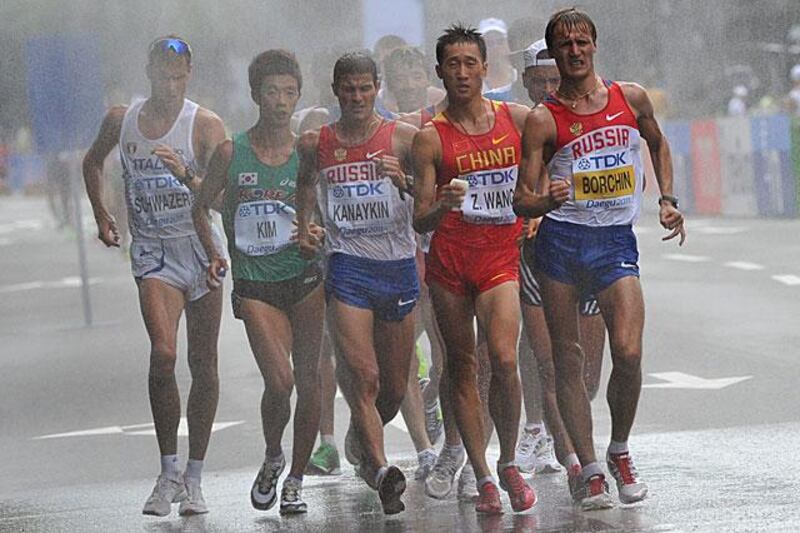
[149,38,192,59]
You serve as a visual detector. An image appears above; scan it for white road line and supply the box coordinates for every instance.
[643,371,752,390]
[772,274,800,286]
[662,253,711,262]
[724,261,765,271]
[34,418,245,440]
[0,219,46,234]
[694,226,748,235]
[0,277,102,294]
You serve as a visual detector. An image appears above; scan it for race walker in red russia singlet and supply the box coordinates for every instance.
[534,81,645,295]
[316,118,418,320]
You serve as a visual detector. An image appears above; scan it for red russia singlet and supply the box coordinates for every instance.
[541,81,644,226]
[316,119,416,260]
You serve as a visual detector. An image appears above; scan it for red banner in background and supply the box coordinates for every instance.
[690,120,722,215]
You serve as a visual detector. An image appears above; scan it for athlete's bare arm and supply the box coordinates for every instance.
[192,139,232,287]
[83,105,127,247]
[621,82,685,245]
[295,129,323,258]
[411,125,462,234]
[513,106,568,219]
[383,121,418,198]
[152,108,226,195]
[507,102,531,134]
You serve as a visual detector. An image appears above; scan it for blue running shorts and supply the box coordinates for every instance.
[325,253,419,322]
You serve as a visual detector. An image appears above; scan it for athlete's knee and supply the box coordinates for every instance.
[149,343,178,378]
[293,364,321,397]
[447,347,476,377]
[264,366,295,398]
[187,351,218,382]
[381,375,407,408]
[350,365,380,400]
[553,341,584,381]
[489,353,518,382]
[536,358,558,393]
[610,342,642,374]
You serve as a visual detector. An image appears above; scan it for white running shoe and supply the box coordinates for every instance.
[142,474,187,517]
[414,449,438,481]
[534,436,562,474]
[516,429,541,474]
[457,463,478,502]
[606,451,648,504]
[178,477,208,515]
[424,445,465,499]
[251,454,286,511]
[279,477,308,515]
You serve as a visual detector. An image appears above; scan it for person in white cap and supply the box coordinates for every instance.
[727,85,748,116]
[480,17,517,101]
[786,64,800,116]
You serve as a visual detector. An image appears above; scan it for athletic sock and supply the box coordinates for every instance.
[418,447,436,460]
[497,460,515,472]
[321,434,336,447]
[564,453,581,470]
[160,454,181,481]
[266,449,284,463]
[524,421,546,436]
[581,461,604,482]
[184,459,203,481]
[286,474,303,485]
[443,443,464,456]
[374,465,389,487]
[608,440,629,456]
[477,475,496,489]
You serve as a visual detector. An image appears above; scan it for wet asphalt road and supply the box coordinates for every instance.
[1,196,799,532]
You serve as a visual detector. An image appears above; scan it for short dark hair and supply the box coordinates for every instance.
[436,24,486,65]
[383,46,428,78]
[148,35,192,66]
[545,7,597,51]
[332,51,378,89]
[248,49,302,95]
[374,34,407,56]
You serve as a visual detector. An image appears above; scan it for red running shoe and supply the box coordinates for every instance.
[498,465,537,512]
[475,481,503,515]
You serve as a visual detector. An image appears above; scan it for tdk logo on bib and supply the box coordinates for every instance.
[580,153,627,169]
[331,182,385,198]
[239,172,258,186]
[134,176,183,190]
[466,168,516,188]
[239,202,292,216]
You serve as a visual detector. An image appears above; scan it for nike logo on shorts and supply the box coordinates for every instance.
[398,298,416,306]
[606,111,624,121]
[620,262,638,269]
[366,149,385,159]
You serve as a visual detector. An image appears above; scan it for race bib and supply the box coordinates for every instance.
[234,200,295,256]
[572,149,636,209]
[130,174,193,229]
[326,174,395,237]
[460,165,518,224]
